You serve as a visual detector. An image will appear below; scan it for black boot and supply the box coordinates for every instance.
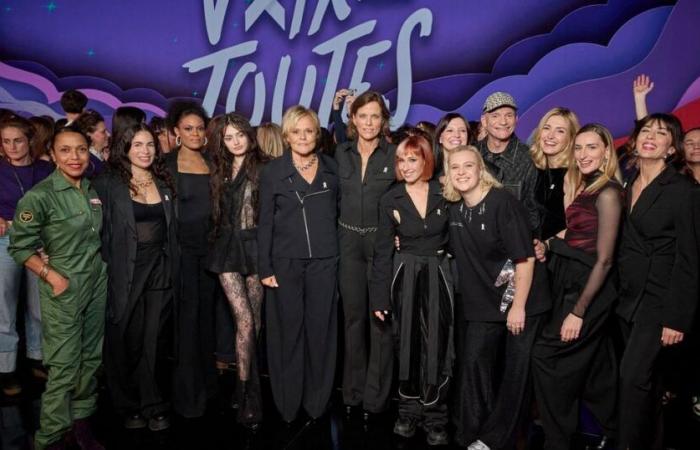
[237,379,263,431]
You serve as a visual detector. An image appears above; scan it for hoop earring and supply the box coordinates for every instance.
[175,135,182,146]
[204,137,208,147]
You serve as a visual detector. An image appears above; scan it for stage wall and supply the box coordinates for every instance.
[1,0,699,138]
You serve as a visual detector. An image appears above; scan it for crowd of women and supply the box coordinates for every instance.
[0,74,698,450]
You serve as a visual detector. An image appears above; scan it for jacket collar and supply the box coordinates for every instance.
[478,136,523,165]
[279,150,334,191]
[51,168,91,192]
[393,180,444,216]
[344,137,391,156]
[628,164,677,218]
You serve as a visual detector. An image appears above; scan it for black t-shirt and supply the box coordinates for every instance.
[449,188,550,322]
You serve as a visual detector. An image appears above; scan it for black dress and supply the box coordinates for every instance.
[164,150,219,419]
[536,167,567,240]
[449,187,550,448]
[369,181,454,428]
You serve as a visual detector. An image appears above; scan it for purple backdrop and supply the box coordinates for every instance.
[1,0,699,137]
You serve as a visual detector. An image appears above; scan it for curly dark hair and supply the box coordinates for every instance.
[106,123,175,197]
[210,112,269,238]
[166,100,209,133]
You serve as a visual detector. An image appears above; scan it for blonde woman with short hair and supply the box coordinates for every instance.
[257,105,340,422]
[445,146,551,450]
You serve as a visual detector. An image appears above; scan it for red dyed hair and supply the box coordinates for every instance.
[395,135,435,181]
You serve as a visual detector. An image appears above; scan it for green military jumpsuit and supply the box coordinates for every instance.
[8,169,106,450]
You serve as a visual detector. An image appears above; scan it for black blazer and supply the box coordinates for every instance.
[257,150,339,279]
[369,180,449,311]
[616,166,699,332]
[93,172,179,324]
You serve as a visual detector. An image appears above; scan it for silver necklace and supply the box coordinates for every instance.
[294,154,317,171]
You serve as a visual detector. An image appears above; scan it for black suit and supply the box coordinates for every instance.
[616,166,699,450]
[257,150,340,422]
[93,172,178,418]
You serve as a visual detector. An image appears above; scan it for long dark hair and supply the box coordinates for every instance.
[210,113,269,237]
[107,123,174,197]
[433,112,469,173]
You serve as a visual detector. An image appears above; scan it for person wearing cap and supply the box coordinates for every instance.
[476,92,541,233]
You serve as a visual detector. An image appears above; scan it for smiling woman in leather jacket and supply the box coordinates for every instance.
[257,105,339,423]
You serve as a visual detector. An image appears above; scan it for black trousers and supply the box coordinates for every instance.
[452,316,542,449]
[399,396,448,428]
[618,319,665,450]
[532,309,617,449]
[266,257,338,422]
[172,251,218,418]
[105,253,172,418]
[338,228,394,411]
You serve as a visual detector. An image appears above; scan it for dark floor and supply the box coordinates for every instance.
[2,361,700,449]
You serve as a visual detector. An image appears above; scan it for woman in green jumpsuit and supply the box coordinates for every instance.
[8,126,107,450]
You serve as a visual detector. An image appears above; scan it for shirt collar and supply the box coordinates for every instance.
[51,168,90,192]
[350,137,390,156]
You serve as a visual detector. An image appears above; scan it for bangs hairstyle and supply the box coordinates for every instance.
[395,135,435,182]
[530,107,580,170]
[443,145,502,202]
[210,113,269,239]
[564,123,622,205]
[626,113,683,165]
[347,91,391,140]
[281,105,321,146]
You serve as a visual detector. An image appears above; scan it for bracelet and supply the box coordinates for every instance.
[39,264,50,281]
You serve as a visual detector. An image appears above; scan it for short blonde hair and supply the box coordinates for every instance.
[530,107,580,170]
[443,145,502,202]
[257,122,284,158]
[281,105,320,147]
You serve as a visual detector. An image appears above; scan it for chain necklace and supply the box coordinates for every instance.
[293,154,317,171]
[131,174,154,190]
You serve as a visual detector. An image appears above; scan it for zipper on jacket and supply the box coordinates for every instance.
[294,189,331,258]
